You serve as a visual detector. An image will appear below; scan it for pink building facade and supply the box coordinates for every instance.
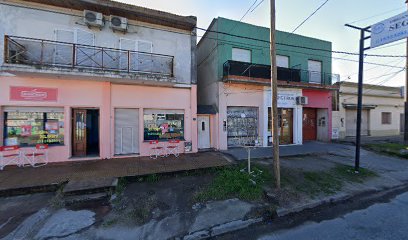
[0,0,198,163]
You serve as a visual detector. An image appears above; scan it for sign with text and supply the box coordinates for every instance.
[278,93,297,108]
[371,12,408,48]
[10,86,58,102]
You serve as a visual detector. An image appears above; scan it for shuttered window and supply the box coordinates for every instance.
[382,112,392,125]
[232,48,251,63]
[276,55,289,68]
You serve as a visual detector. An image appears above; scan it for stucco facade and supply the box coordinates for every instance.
[197,17,338,150]
[0,0,198,163]
[332,82,404,139]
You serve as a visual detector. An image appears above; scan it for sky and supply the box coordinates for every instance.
[119,0,407,87]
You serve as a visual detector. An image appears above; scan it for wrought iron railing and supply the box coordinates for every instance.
[4,35,174,76]
[223,60,340,85]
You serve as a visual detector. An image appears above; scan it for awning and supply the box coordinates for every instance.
[342,104,377,110]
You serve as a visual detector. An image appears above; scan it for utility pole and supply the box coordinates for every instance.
[405,0,408,145]
[270,0,280,188]
[345,24,371,172]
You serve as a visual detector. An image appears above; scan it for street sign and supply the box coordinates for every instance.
[371,11,408,48]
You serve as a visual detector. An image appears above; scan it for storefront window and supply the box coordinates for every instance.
[143,110,184,141]
[4,109,64,146]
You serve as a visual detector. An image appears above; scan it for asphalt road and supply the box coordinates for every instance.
[259,191,408,240]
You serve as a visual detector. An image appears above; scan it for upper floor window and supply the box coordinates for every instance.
[232,48,251,63]
[308,60,322,84]
[276,55,289,68]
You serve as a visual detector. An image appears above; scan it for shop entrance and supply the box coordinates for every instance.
[278,108,293,145]
[72,109,100,157]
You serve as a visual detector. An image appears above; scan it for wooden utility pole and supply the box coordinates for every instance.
[270,0,280,189]
[405,0,408,145]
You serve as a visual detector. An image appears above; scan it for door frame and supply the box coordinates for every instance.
[71,107,101,158]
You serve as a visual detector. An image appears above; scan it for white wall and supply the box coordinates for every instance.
[263,87,303,146]
[0,1,193,83]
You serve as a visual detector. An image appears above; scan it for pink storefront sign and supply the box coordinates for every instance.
[10,86,58,102]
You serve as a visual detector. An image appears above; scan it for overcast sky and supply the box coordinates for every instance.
[119,0,407,87]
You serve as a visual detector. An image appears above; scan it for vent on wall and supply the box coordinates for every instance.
[110,15,128,32]
[84,10,104,28]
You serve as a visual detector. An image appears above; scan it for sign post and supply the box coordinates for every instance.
[346,11,408,172]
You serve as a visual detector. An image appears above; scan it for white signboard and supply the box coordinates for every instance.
[278,93,297,108]
[371,12,408,48]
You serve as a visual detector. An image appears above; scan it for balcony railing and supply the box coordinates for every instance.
[4,35,174,76]
[223,60,339,85]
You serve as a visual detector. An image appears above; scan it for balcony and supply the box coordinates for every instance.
[223,60,340,87]
[3,35,174,81]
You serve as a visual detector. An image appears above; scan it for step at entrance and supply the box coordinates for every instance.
[62,177,118,205]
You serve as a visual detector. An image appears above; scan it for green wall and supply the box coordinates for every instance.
[214,17,333,84]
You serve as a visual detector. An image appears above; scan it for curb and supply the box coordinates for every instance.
[276,183,408,218]
[180,218,263,240]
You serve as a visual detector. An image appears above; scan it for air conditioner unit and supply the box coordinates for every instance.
[110,15,128,32]
[296,96,308,105]
[84,10,104,28]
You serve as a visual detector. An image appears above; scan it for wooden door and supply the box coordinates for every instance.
[303,108,317,141]
[72,109,87,157]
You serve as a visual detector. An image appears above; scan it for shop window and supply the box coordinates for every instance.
[381,112,392,125]
[3,109,64,146]
[143,110,184,141]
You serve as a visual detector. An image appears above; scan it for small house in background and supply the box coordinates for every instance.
[332,81,404,139]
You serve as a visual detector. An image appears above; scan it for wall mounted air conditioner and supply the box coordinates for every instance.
[84,10,104,28]
[110,15,128,32]
[296,96,308,105]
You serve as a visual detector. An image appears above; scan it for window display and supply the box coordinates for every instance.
[4,110,64,146]
[144,110,184,141]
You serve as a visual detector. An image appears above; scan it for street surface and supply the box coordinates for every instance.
[236,191,408,240]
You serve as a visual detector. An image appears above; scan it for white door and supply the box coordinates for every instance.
[308,60,322,84]
[114,108,139,155]
[198,115,211,149]
[346,109,369,137]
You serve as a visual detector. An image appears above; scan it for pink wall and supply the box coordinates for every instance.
[302,89,333,140]
[0,75,197,163]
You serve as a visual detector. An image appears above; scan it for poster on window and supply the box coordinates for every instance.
[45,120,59,134]
[20,125,32,136]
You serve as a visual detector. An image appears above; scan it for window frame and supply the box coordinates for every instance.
[232,47,252,63]
[381,112,392,125]
[3,110,65,147]
[143,110,185,141]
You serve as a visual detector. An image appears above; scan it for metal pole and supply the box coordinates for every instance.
[354,29,366,172]
[405,0,408,144]
[270,0,280,189]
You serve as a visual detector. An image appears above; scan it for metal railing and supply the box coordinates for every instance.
[223,60,340,85]
[4,35,174,76]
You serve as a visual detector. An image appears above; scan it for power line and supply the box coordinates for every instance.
[251,0,265,12]
[347,7,405,25]
[196,27,407,58]
[228,0,259,33]
[288,0,330,36]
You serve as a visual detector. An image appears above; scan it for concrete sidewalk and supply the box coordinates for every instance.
[224,141,349,160]
[0,151,232,195]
